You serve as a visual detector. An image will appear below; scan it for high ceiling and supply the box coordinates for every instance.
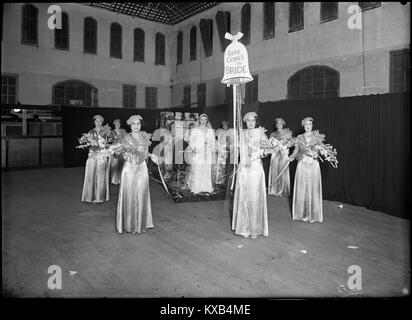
[88,2,220,25]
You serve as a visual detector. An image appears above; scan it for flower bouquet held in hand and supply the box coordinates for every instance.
[244,127,275,162]
[108,132,157,164]
[304,130,339,168]
[259,138,282,156]
[269,128,295,153]
[76,124,112,155]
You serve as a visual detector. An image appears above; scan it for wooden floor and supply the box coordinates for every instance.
[2,167,410,297]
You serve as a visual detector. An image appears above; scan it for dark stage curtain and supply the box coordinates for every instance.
[62,104,232,168]
[62,106,158,169]
[259,93,410,219]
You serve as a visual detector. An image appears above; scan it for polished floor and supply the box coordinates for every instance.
[2,167,410,297]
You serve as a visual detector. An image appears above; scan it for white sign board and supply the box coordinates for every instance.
[221,32,253,85]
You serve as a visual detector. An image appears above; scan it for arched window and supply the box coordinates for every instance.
[263,2,275,39]
[215,11,231,52]
[22,4,38,45]
[133,28,145,62]
[84,17,97,54]
[177,31,183,65]
[155,32,165,65]
[110,22,122,59]
[55,12,69,50]
[241,4,251,45]
[287,66,339,100]
[53,80,98,106]
[199,19,213,57]
[320,2,338,23]
[289,2,304,32]
[190,26,197,61]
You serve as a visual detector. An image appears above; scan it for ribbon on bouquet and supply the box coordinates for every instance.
[148,154,182,201]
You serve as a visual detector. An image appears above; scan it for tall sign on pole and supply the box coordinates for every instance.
[221,32,253,189]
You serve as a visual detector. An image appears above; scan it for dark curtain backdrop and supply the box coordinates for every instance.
[63,106,158,169]
[63,93,410,218]
[63,104,232,169]
[259,93,410,219]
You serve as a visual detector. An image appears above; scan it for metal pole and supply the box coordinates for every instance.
[22,109,27,136]
[231,83,238,190]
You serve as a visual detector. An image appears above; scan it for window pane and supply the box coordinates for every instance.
[8,77,16,86]
[288,66,339,100]
[358,2,381,11]
[392,83,403,93]
[313,79,324,91]
[134,28,145,62]
[190,27,197,61]
[321,2,338,22]
[241,4,251,45]
[324,91,338,98]
[8,86,16,96]
[393,70,404,83]
[405,52,410,67]
[313,92,324,99]
[313,68,324,79]
[303,69,313,80]
[155,33,165,65]
[325,76,338,90]
[393,53,404,68]
[177,31,183,65]
[405,69,410,83]
[264,2,275,38]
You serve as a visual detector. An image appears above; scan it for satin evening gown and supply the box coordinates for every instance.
[116,133,154,234]
[292,134,323,223]
[186,127,215,193]
[214,128,233,185]
[232,127,269,238]
[268,131,291,196]
[81,129,110,203]
[109,129,127,185]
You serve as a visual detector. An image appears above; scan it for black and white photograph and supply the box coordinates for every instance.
[1,1,410,310]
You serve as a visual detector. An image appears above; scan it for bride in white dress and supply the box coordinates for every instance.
[186,114,216,194]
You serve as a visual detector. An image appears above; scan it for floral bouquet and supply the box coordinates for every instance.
[139,131,153,147]
[76,124,111,151]
[314,143,339,168]
[303,130,339,168]
[270,128,296,152]
[259,138,281,155]
[108,132,154,164]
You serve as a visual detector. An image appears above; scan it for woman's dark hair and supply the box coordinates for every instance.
[221,120,231,129]
[272,120,284,131]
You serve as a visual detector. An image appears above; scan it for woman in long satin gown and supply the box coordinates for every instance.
[268,118,292,196]
[109,119,127,185]
[289,117,323,223]
[81,115,111,203]
[186,114,215,194]
[214,120,233,186]
[232,112,269,238]
[116,115,158,234]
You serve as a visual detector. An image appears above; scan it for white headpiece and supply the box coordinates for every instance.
[93,114,104,122]
[274,117,285,125]
[243,112,258,122]
[301,117,314,126]
[127,115,143,125]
